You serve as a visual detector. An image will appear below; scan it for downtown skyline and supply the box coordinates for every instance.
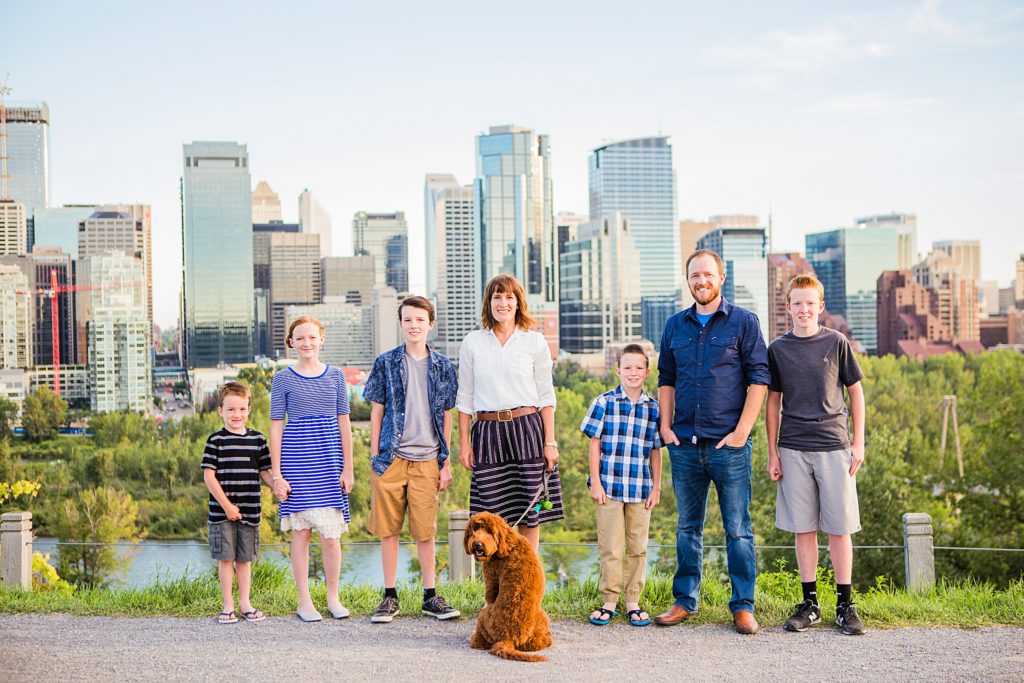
[5,0,1023,328]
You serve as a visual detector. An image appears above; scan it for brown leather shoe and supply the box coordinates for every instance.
[733,610,759,634]
[653,604,692,626]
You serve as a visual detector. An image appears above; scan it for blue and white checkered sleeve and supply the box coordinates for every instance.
[580,396,606,439]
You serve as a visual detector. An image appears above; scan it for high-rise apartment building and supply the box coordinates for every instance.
[807,223,898,354]
[426,177,477,360]
[299,190,333,258]
[321,255,376,306]
[589,137,677,343]
[268,232,320,355]
[0,200,27,256]
[2,103,50,211]
[1015,255,1024,308]
[353,211,408,292]
[913,250,979,342]
[767,253,816,341]
[251,181,282,223]
[697,225,769,339]
[933,240,981,284]
[0,264,33,369]
[558,213,642,354]
[180,141,254,367]
[856,213,917,270]
[876,270,950,357]
[424,174,460,299]
[78,204,153,325]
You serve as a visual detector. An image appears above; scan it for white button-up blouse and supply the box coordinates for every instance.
[455,327,557,415]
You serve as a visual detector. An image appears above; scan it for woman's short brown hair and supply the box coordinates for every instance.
[285,315,325,348]
[481,274,534,331]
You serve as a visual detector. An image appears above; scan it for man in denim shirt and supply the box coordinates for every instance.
[363,296,459,623]
[654,250,770,634]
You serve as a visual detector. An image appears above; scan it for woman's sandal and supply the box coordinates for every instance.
[217,611,238,624]
[627,608,651,627]
[589,607,618,625]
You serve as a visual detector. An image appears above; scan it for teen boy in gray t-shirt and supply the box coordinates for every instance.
[766,274,866,636]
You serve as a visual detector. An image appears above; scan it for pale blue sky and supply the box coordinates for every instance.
[5,0,1023,326]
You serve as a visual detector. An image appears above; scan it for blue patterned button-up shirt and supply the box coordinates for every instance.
[363,345,458,475]
[580,385,664,503]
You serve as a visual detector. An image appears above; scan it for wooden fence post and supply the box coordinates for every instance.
[448,509,475,581]
[1,511,33,590]
[902,512,935,592]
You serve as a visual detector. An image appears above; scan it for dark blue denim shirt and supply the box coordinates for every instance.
[362,344,458,475]
[657,298,770,442]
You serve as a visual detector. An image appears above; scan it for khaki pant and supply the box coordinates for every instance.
[368,458,439,541]
[595,499,651,603]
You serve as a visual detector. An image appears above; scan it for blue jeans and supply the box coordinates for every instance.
[668,438,756,614]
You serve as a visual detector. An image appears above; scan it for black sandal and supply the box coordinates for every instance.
[589,607,617,625]
[627,608,651,627]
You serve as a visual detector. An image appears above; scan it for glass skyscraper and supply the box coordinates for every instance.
[3,103,50,211]
[181,142,254,367]
[806,224,898,354]
[588,137,677,344]
[697,227,769,340]
[353,211,408,292]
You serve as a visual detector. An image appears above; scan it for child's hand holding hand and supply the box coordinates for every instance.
[273,477,290,501]
[645,489,660,510]
[225,503,243,521]
[590,483,608,505]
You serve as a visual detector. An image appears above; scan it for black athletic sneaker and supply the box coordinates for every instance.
[371,595,400,623]
[421,594,460,620]
[784,599,822,632]
[836,602,866,635]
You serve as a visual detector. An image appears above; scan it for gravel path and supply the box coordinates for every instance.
[1,614,1022,682]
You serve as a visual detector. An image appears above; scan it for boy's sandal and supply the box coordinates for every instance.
[241,609,266,622]
[589,607,617,625]
[627,609,651,627]
[217,611,238,624]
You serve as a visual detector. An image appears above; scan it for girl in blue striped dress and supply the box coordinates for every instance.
[270,316,355,622]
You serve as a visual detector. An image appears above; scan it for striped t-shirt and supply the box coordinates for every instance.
[200,428,271,526]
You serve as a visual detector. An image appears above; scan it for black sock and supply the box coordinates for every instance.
[837,583,852,605]
[384,587,398,599]
[802,581,818,605]
[423,588,436,601]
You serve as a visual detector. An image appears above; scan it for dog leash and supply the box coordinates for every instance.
[510,470,552,529]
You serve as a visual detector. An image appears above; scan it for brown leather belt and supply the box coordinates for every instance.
[475,406,538,422]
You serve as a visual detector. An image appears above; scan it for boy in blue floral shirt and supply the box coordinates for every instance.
[581,344,663,627]
[363,295,459,623]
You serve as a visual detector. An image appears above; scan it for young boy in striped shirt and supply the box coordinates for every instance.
[202,381,274,624]
[581,344,663,627]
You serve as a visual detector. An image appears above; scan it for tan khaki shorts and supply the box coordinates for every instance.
[369,457,440,540]
[776,446,861,535]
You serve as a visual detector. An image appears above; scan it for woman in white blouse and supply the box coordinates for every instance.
[456,274,563,551]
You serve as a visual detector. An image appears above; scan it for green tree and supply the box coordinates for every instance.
[56,486,141,588]
[0,396,18,440]
[21,387,68,442]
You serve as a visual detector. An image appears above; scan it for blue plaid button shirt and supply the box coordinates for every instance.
[580,385,664,503]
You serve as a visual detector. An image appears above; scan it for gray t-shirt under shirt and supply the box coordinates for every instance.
[768,327,864,451]
[396,352,440,462]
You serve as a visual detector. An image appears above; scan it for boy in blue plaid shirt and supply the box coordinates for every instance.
[580,344,663,627]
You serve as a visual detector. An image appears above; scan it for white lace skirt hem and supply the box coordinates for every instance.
[280,507,349,538]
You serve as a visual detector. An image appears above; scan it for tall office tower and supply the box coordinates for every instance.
[913,250,980,342]
[855,213,917,270]
[268,232,321,356]
[978,279,1000,317]
[321,255,376,306]
[353,211,409,292]
[697,225,769,339]
[3,103,50,211]
[0,247,77,366]
[30,205,96,254]
[78,204,153,325]
[876,270,950,357]
[767,253,817,341]
[1015,255,1024,308]
[806,224,898,354]
[431,182,478,360]
[424,174,461,299]
[82,252,151,412]
[299,189,332,258]
[1000,286,1016,314]
[556,211,588,257]
[252,181,282,223]
[372,285,399,356]
[589,137,677,344]
[181,141,254,368]
[559,213,642,354]
[0,264,33,369]
[252,222,300,357]
[933,240,981,283]
[0,200,27,255]
[285,298,375,368]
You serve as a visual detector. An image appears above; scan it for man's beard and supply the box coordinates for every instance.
[690,282,721,305]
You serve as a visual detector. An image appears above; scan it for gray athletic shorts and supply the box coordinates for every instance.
[776,447,861,535]
[209,521,259,562]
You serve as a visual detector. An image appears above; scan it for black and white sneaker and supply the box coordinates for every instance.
[421,595,460,620]
[836,602,866,635]
[784,599,822,632]
[371,595,400,623]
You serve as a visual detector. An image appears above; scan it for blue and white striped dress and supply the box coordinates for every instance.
[270,365,351,524]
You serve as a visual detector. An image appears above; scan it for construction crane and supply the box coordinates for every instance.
[0,71,11,199]
[15,270,142,396]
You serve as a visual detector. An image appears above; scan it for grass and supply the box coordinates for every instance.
[2,560,1021,627]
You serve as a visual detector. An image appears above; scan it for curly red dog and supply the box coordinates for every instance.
[463,512,552,662]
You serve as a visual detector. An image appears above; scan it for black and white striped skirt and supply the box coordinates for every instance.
[469,411,564,528]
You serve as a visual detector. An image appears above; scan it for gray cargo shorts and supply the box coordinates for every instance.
[208,521,260,562]
[775,446,861,535]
